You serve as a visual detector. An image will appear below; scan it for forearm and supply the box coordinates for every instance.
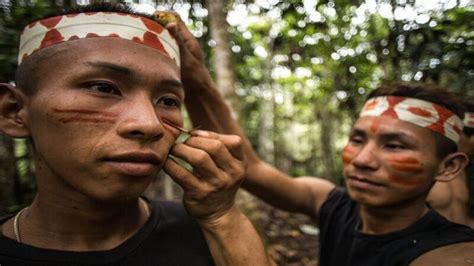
[184,74,331,216]
[198,204,271,266]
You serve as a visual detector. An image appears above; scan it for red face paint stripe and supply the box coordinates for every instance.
[386,157,420,164]
[388,175,424,186]
[389,163,423,173]
[52,108,117,117]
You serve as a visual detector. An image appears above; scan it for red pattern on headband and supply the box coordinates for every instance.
[360,96,463,144]
[381,97,405,118]
[18,12,180,66]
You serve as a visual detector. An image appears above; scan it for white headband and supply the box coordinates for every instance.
[18,12,179,66]
[360,96,463,144]
[465,112,474,128]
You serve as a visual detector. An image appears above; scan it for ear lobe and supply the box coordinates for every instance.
[434,152,469,182]
[0,83,30,137]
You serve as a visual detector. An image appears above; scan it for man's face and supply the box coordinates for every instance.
[24,37,184,202]
[342,116,442,207]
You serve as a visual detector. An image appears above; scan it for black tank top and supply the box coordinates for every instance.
[319,187,474,266]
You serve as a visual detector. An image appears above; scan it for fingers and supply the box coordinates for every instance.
[164,15,204,62]
[172,140,244,181]
[163,156,202,191]
[190,130,246,161]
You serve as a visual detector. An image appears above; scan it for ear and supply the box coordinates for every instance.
[434,152,469,182]
[0,83,30,137]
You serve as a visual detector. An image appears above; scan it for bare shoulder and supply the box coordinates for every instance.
[295,176,336,214]
[411,241,474,266]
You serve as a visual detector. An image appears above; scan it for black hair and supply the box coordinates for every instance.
[367,82,465,159]
[14,2,153,94]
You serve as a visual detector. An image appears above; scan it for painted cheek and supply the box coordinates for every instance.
[386,156,425,186]
[342,145,355,165]
[53,108,117,124]
[162,123,180,139]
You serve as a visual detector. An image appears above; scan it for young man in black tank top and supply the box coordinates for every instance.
[171,15,474,265]
[0,4,270,265]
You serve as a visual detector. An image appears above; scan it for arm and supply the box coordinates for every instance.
[164,130,271,265]
[166,18,335,219]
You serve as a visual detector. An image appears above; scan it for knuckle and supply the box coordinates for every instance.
[194,150,210,166]
[209,140,225,153]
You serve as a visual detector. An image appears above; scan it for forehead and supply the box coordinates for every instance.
[352,116,436,142]
[31,37,180,82]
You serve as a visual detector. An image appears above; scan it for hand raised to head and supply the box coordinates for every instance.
[163,130,247,224]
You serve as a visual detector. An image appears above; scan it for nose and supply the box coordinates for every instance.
[351,141,379,171]
[117,94,164,141]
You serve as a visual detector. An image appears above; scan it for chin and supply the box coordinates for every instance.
[86,181,152,204]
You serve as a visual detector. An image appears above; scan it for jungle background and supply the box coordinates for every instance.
[0,0,473,264]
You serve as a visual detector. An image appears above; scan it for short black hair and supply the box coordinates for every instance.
[14,2,153,94]
[367,82,465,159]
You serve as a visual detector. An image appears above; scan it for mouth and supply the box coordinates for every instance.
[346,174,385,190]
[103,152,161,177]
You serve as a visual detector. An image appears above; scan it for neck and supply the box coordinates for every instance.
[18,192,149,251]
[358,198,429,235]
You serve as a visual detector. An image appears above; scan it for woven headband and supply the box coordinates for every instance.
[18,12,179,66]
[360,96,463,144]
[464,112,474,129]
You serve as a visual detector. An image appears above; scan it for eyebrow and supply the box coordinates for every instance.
[84,61,183,89]
[351,127,416,143]
[85,61,135,76]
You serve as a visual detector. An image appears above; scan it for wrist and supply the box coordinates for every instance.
[196,204,246,233]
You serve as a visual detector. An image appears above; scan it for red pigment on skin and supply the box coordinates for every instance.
[52,108,117,117]
[387,156,420,164]
[370,119,379,133]
[387,156,423,173]
[389,163,423,173]
[162,123,180,138]
[388,175,424,186]
[341,146,355,164]
[53,108,117,124]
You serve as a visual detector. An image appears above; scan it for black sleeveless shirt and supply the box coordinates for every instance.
[319,187,474,266]
[0,200,214,266]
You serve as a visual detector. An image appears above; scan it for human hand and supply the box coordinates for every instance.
[163,130,246,224]
[155,11,211,91]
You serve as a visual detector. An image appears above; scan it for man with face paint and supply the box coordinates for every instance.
[169,16,474,265]
[0,4,271,266]
[428,102,474,228]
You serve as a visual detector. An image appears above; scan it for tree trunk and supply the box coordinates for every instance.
[318,107,338,182]
[205,0,241,119]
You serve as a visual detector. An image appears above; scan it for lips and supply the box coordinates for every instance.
[346,174,385,190]
[104,152,161,177]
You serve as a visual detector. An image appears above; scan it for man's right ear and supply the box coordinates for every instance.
[0,83,30,137]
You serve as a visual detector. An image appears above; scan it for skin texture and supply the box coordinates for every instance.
[0,35,269,265]
[167,15,474,264]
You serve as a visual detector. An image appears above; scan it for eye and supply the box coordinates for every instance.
[349,136,364,145]
[157,96,181,108]
[85,82,121,96]
[384,143,405,150]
